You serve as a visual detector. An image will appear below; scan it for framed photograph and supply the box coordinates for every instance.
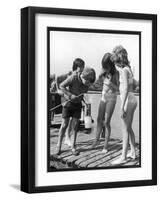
[21,6,157,193]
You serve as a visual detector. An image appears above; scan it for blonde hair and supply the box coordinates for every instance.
[112,45,130,68]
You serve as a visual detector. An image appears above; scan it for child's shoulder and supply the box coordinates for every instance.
[70,72,78,78]
[121,67,130,76]
[56,72,68,83]
[123,66,130,72]
[67,72,79,83]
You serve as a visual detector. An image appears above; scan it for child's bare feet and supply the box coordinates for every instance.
[101,149,108,154]
[127,151,136,159]
[55,148,61,155]
[91,140,100,148]
[71,148,79,156]
[111,157,127,165]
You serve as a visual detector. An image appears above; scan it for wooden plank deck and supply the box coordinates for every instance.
[50,126,140,169]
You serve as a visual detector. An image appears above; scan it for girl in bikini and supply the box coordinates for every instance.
[92,53,119,153]
[111,45,137,164]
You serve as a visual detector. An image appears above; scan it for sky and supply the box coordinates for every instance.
[50,30,140,80]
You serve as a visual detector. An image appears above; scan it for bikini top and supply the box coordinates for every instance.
[117,66,133,85]
[116,66,134,93]
[102,74,116,95]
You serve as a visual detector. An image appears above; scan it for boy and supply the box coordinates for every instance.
[55,67,96,155]
[56,58,85,146]
[56,58,85,91]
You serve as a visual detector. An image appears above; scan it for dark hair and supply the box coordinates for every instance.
[101,53,116,76]
[111,45,130,68]
[81,67,96,84]
[72,58,85,71]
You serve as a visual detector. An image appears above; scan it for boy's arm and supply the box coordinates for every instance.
[59,75,74,99]
[56,73,68,90]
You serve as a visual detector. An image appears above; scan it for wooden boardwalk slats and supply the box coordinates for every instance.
[78,141,122,168]
[98,147,140,167]
[75,151,101,167]
[67,149,97,164]
[96,149,124,167]
[50,126,140,169]
[74,140,120,167]
[61,140,98,162]
[88,146,122,168]
[51,139,99,162]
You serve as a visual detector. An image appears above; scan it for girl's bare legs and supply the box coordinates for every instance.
[92,100,106,147]
[120,117,130,160]
[56,118,70,154]
[102,99,116,153]
[112,114,130,163]
[101,126,105,138]
[70,117,80,155]
[128,104,137,159]
[122,105,136,160]
[112,102,137,164]
[128,127,136,159]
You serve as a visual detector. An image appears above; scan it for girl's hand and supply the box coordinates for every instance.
[121,109,127,119]
[104,77,111,85]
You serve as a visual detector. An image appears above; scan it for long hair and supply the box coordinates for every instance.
[111,45,130,68]
[101,53,116,76]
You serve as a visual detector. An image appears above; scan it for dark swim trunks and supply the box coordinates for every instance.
[62,101,82,119]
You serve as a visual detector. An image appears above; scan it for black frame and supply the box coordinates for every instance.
[21,6,157,193]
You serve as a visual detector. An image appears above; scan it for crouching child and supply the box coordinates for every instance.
[55,67,96,155]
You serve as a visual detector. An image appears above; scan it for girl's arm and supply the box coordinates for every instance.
[108,82,118,91]
[120,68,129,112]
[104,75,119,91]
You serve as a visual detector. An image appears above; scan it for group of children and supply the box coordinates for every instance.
[51,45,138,165]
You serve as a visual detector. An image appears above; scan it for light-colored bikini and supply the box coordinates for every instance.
[101,77,117,103]
[117,66,137,111]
